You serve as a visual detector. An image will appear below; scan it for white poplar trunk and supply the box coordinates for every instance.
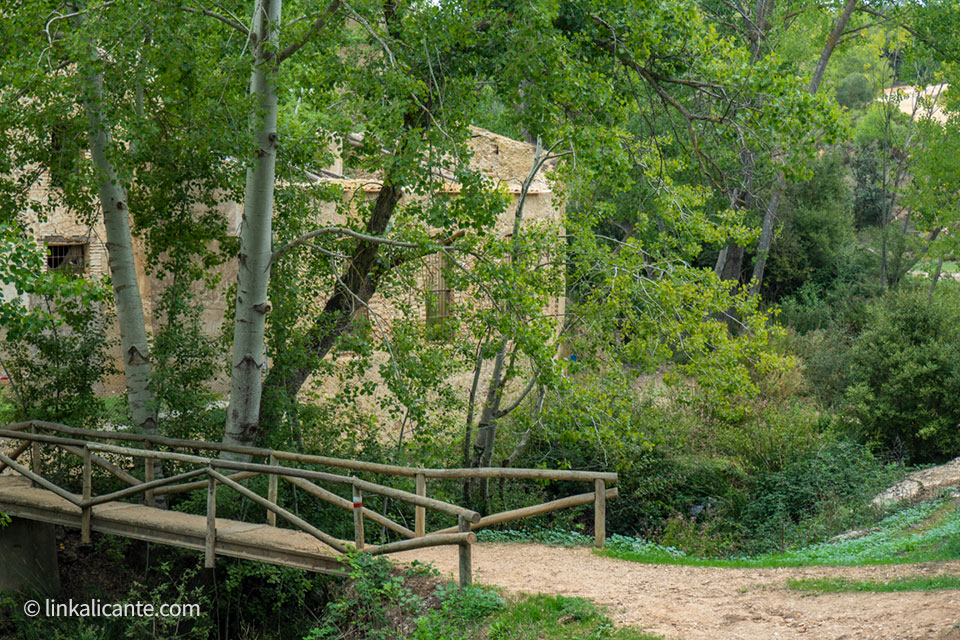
[222,0,282,459]
[82,73,158,436]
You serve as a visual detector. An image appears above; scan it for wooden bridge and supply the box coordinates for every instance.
[0,421,617,587]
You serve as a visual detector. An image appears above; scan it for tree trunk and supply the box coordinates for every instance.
[809,0,859,95]
[930,256,944,294]
[471,342,508,511]
[223,0,282,459]
[747,0,858,296]
[258,181,404,429]
[81,73,158,437]
[748,171,784,296]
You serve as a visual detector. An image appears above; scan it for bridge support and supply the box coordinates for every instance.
[0,518,60,594]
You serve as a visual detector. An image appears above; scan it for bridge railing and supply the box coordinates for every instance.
[0,420,618,585]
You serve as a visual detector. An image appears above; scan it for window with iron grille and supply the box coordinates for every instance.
[46,243,86,274]
[424,253,452,336]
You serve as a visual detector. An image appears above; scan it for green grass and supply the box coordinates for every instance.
[598,497,960,568]
[407,585,660,640]
[484,594,662,640]
[786,575,960,593]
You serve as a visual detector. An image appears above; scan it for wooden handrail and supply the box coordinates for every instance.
[86,468,208,507]
[153,471,260,496]
[207,469,350,554]
[0,420,621,586]
[0,428,481,521]
[10,421,618,483]
[0,450,83,507]
[429,487,620,535]
[86,441,483,522]
[61,443,142,487]
[0,440,32,474]
[366,532,476,556]
[283,475,415,539]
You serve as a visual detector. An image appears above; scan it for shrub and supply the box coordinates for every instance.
[0,229,114,427]
[836,73,874,110]
[845,284,960,463]
[738,438,898,553]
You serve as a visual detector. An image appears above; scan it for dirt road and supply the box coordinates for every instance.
[394,543,960,640]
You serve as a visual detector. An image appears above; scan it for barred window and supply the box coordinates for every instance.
[424,253,452,334]
[46,243,86,274]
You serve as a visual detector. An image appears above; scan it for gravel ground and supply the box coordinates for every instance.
[394,542,960,640]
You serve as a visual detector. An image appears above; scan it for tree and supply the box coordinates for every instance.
[0,1,160,436]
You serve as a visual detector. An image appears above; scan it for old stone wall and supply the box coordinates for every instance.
[10,129,564,432]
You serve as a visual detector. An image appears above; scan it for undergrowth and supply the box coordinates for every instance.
[303,553,660,640]
[598,496,960,567]
[477,496,960,569]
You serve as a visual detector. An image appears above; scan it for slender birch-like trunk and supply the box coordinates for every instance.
[82,73,158,437]
[223,0,282,459]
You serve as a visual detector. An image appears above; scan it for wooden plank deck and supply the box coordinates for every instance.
[0,476,346,575]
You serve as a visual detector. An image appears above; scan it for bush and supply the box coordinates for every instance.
[791,328,855,407]
[762,150,855,302]
[845,284,960,463]
[836,73,874,110]
[738,439,897,553]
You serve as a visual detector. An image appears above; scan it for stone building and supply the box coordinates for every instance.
[7,128,563,402]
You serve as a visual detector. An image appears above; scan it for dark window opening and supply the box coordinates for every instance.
[424,254,453,339]
[47,244,86,273]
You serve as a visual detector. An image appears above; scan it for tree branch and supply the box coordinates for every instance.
[182,5,249,36]
[275,0,342,63]
[270,226,419,266]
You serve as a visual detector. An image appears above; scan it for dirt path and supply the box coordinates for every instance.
[393,543,960,640]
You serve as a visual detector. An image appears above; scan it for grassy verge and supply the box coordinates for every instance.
[597,497,960,568]
[410,589,660,640]
[786,575,960,593]
[477,497,960,569]
[483,594,661,640]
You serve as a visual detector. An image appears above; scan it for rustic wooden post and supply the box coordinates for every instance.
[81,445,92,544]
[415,472,426,538]
[594,478,606,549]
[30,424,40,488]
[352,483,365,551]
[144,440,155,507]
[205,471,216,568]
[458,514,472,587]
[267,453,278,526]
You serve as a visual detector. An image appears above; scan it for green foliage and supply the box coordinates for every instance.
[306,553,424,640]
[737,440,900,553]
[788,328,856,408]
[477,528,594,547]
[762,150,856,301]
[217,560,324,637]
[485,594,662,640]
[851,142,886,228]
[121,561,214,640]
[853,103,912,148]
[836,73,875,110]
[845,284,960,463]
[601,496,960,567]
[410,584,506,640]
[0,228,113,426]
